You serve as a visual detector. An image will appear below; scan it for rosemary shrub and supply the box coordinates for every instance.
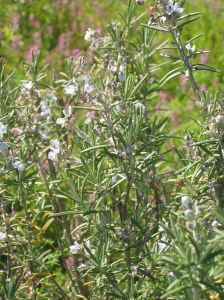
[0,1,223,299]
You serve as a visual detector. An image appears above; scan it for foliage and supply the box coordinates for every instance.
[0,0,224,299]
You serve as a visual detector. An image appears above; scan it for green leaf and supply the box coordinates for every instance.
[176,12,202,21]
[161,284,190,299]
[129,73,149,99]
[160,66,184,87]
[52,209,109,217]
[80,144,111,154]
[141,24,169,32]
[193,64,220,73]
[176,16,201,29]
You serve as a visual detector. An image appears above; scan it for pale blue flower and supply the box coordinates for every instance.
[0,141,8,155]
[0,232,6,240]
[84,77,95,94]
[181,196,191,208]
[56,117,66,127]
[118,65,126,81]
[0,123,7,139]
[13,160,25,171]
[166,2,183,15]
[70,242,82,254]
[64,85,77,95]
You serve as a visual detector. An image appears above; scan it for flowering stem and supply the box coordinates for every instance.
[18,173,37,299]
[33,149,88,297]
[47,156,89,298]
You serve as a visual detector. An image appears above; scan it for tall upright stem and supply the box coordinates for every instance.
[18,174,37,299]
[1,197,12,280]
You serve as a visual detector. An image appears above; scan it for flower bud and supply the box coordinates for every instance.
[181,196,191,208]
[184,209,193,218]
[136,0,144,5]
[215,115,224,129]
[212,220,219,229]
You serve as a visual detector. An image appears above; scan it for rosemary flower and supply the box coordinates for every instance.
[0,122,7,139]
[0,232,6,240]
[181,196,191,208]
[13,159,25,171]
[165,1,183,15]
[70,241,82,254]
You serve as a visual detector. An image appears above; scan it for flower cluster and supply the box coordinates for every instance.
[181,195,193,218]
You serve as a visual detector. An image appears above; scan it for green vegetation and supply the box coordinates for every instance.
[0,1,224,299]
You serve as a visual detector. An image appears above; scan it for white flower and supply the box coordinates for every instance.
[212,220,219,228]
[185,43,196,54]
[0,123,7,139]
[21,81,34,97]
[83,76,95,94]
[85,240,91,249]
[110,65,117,73]
[112,176,118,184]
[75,158,81,164]
[161,16,167,23]
[48,151,57,161]
[85,240,96,255]
[158,225,165,232]
[116,105,124,113]
[0,232,6,240]
[84,83,94,94]
[13,160,25,171]
[77,263,87,272]
[50,139,60,154]
[40,100,50,119]
[158,241,166,252]
[118,65,126,81]
[64,85,77,95]
[84,28,95,41]
[166,2,184,15]
[167,272,176,279]
[181,196,191,208]
[56,118,66,127]
[40,112,49,119]
[48,140,61,161]
[63,105,72,118]
[0,141,8,155]
[158,236,167,252]
[70,241,82,254]
[41,100,49,111]
[84,83,95,94]
[215,115,224,128]
[184,209,193,218]
[22,81,33,91]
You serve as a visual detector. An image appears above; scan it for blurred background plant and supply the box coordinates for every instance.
[0,0,123,75]
[0,0,223,77]
[0,0,223,134]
